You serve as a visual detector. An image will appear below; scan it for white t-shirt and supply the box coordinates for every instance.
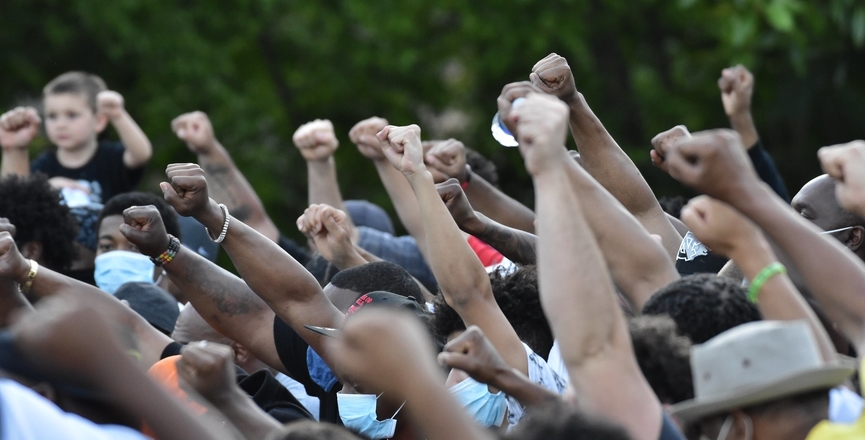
[505,343,568,427]
[274,372,321,421]
[546,339,570,385]
[0,379,149,440]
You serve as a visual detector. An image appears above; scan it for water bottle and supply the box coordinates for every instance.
[490,97,525,147]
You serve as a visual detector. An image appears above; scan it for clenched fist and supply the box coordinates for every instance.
[718,65,754,118]
[293,119,339,162]
[496,82,545,137]
[436,179,478,231]
[680,196,763,258]
[425,139,468,183]
[120,206,171,258]
[172,111,218,155]
[0,107,41,150]
[349,117,388,161]
[161,164,213,219]
[650,125,691,174]
[177,341,240,405]
[530,53,579,104]
[508,93,570,176]
[819,140,865,218]
[97,91,125,120]
[0,228,29,284]
[296,204,357,267]
[377,125,425,176]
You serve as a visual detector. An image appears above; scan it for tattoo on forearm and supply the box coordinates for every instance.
[478,222,537,265]
[201,163,254,222]
[181,257,264,317]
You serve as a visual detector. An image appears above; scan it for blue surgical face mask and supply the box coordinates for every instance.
[337,393,402,439]
[449,377,507,427]
[94,251,155,294]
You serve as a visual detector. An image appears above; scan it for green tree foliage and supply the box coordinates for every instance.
[1,0,864,239]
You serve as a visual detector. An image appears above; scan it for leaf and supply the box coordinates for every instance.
[853,7,865,47]
[766,0,795,32]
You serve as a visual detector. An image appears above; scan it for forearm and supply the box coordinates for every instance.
[307,158,350,217]
[0,279,31,328]
[198,143,279,241]
[567,96,681,258]
[113,111,152,167]
[491,366,560,408]
[210,389,283,440]
[0,149,30,177]
[373,159,429,257]
[730,240,836,361]
[728,112,759,152]
[463,213,537,265]
[463,173,535,233]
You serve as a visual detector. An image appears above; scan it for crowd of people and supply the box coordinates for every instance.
[0,53,864,440]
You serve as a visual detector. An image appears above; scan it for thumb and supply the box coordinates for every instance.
[160,182,182,208]
[321,212,341,234]
[118,223,148,246]
[529,72,542,87]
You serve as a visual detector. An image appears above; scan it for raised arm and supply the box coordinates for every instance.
[293,120,351,220]
[172,111,280,241]
[0,107,40,177]
[120,206,284,373]
[98,91,152,168]
[377,125,528,375]
[680,196,835,361]
[515,92,662,440]
[530,54,682,259]
[666,131,865,353]
[159,164,345,366]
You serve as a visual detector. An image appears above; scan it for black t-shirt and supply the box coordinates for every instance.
[31,141,144,203]
[272,317,341,424]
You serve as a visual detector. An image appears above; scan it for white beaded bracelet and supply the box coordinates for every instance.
[206,203,230,243]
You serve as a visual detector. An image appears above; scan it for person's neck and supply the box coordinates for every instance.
[56,138,99,169]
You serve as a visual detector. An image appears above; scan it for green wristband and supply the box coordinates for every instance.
[747,262,786,303]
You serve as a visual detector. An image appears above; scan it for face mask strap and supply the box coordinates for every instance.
[374,392,406,420]
[821,226,855,235]
[154,268,166,286]
[716,415,733,440]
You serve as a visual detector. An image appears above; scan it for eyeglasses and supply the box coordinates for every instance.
[821,226,855,235]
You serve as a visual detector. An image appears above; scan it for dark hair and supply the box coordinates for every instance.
[98,192,181,240]
[745,388,830,419]
[506,400,633,440]
[466,148,499,188]
[266,420,363,440]
[642,274,762,344]
[330,261,423,305]
[659,196,687,220]
[431,265,553,359]
[306,254,339,287]
[629,315,694,404]
[0,174,78,270]
[43,71,107,113]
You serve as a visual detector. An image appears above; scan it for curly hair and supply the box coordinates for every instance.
[629,315,694,404]
[330,261,423,305]
[466,148,499,188]
[430,265,553,359]
[642,274,762,344]
[98,192,181,240]
[658,196,688,220]
[506,400,633,440]
[0,174,78,270]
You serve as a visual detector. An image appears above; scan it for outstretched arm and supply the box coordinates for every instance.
[378,125,528,375]
[98,91,152,168]
[516,92,662,440]
[293,120,351,220]
[172,111,280,241]
[530,55,682,259]
[0,107,40,178]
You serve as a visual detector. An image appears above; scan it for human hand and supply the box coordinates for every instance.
[349,117,389,161]
[819,140,865,218]
[665,129,759,203]
[435,179,479,231]
[679,196,763,258]
[496,81,545,137]
[437,326,510,386]
[296,204,356,266]
[177,341,241,406]
[327,308,440,396]
[119,205,171,258]
[171,111,218,155]
[425,139,468,183]
[0,226,31,285]
[650,125,691,174]
[97,91,125,121]
[0,107,40,150]
[293,119,339,162]
[530,53,579,105]
[161,164,216,221]
[377,125,426,177]
[507,93,570,176]
[718,65,754,118]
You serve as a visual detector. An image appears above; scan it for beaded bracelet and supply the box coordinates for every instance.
[206,203,230,244]
[747,262,786,303]
[151,235,180,267]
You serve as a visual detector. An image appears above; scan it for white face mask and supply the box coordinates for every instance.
[94,251,155,294]
[704,414,752,440]
[449,377,507,427]
[337,393,404,439]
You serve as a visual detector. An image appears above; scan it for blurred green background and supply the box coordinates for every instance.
[2,0,864,241]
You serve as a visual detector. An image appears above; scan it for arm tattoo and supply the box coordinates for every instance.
[181,255,265,317]
[476,220,537,265]
[201,163,253,221]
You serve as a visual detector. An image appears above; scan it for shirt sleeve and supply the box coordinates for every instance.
[505,343,568,427]
[748,140,790,202]
[357,226,438,292]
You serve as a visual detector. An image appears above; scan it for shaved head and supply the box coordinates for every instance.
[171,306,233,345]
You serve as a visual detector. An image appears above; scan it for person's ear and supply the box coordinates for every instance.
[232,342,250,365]
[730,410,754,439]
[845,226,864,252]
[94,112,109,133]
[21,241,42,262]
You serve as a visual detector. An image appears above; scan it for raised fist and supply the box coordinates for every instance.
[650,125,691,174]
[425,139,468,183]
[96,91,125,120]
[507,93,570,176]
[437,326,510,386]
[819,140,865,218]
[349,117,388,161]
[665,129,759,203]
[0,229,29,284]
[119,205,170,258]
[293,119,339,162]
[530,53,579,104]
[296,204,355,266]
[718,65,754,117]
[496,82,545,137]
[0,107,41,150]
[376,125,425,176]
[436,179,478,230]
[171,111,217,154]
[161,164,212,219]
[680,196,762,257]
[177,341,239,405]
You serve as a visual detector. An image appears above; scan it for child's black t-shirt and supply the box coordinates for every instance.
[31,141,144,203]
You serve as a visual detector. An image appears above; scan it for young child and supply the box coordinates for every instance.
[0,71,152,203]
